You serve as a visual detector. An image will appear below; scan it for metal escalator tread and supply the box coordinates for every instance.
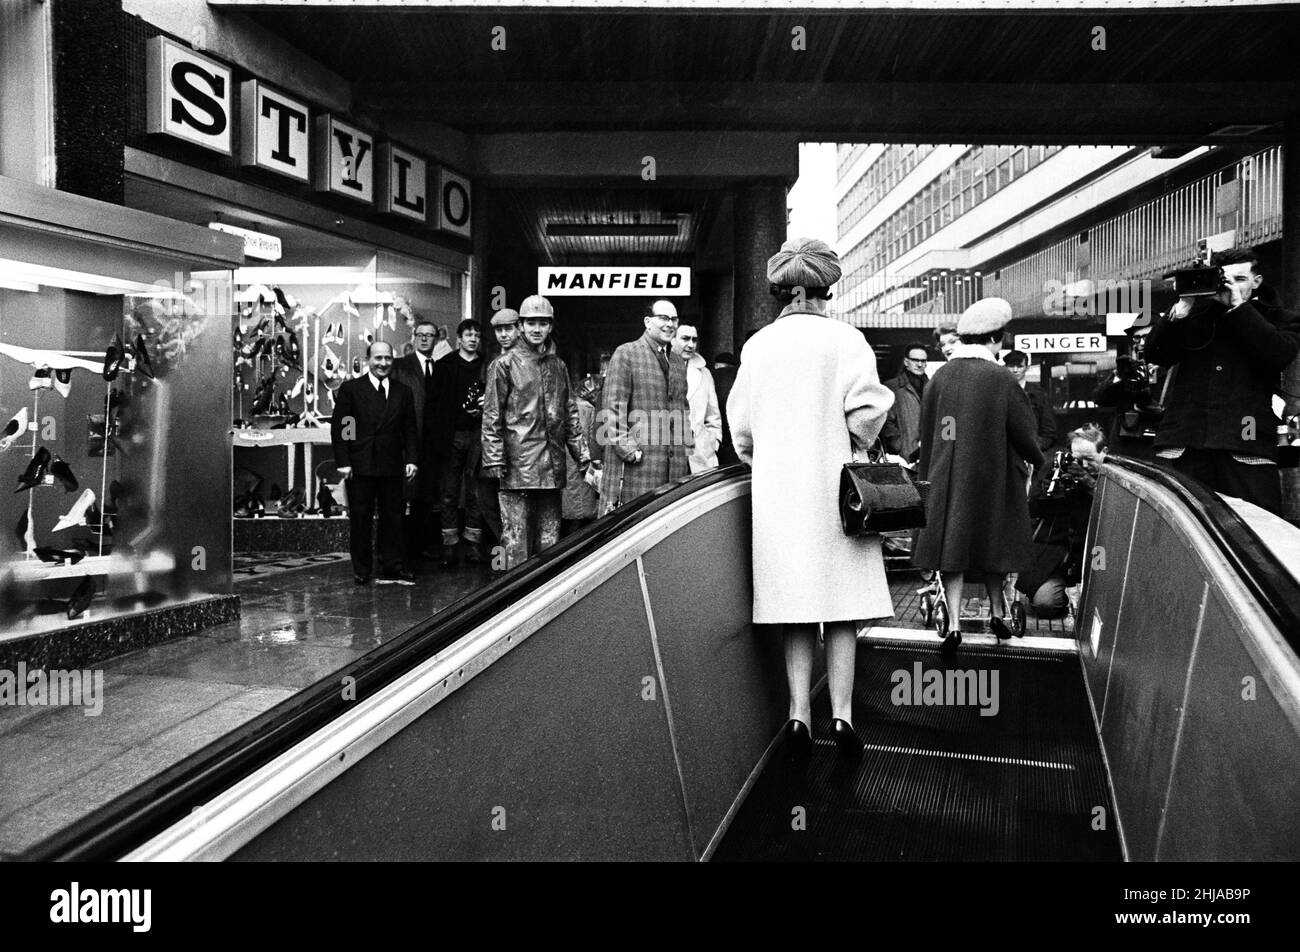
[712,644,1122,862]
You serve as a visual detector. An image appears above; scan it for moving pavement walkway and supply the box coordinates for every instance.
[21,459,1300,861]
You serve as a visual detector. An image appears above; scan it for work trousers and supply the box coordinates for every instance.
[440,429,483,546]
[498,488,562,569]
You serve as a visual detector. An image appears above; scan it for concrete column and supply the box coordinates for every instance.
[1280,123,1300,523]
[733,182,788,347]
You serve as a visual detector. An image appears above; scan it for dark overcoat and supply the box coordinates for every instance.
[912,349,1045,573]
[597,331,690,513]
[1144,283,1300,461]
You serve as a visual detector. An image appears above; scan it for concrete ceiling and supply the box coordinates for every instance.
[227,6,1300,142]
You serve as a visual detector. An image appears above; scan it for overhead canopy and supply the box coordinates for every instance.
[213,3,1300,143]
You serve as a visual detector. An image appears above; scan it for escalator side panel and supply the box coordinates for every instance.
[638,498,795,858]
[1080,467,1300,861]
[1160,594,1300,860]
[1079,480,1139,712]
[1095,503,1205,861]
[230,563,694,861]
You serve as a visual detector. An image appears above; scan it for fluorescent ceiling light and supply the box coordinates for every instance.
[0,258,162,296]
[232,266,373,286]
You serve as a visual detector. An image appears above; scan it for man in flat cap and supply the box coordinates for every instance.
[596,298,690,513]
[477,307,520,569]
[912,297,1045,646]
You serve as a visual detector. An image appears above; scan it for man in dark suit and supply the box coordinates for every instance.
[331,341,419,584]
[390,318,441,558]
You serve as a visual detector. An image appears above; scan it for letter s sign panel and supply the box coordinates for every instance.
[436,167,473,239]
[145,36,232,155]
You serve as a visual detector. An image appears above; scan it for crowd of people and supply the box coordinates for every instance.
[330,236,1299,756]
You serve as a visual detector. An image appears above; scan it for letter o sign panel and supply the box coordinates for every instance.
[437,168,472,239]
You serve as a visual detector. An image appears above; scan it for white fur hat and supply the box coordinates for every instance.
[956,297,1013,336]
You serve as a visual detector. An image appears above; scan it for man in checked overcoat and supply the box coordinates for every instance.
[597,299,691,514]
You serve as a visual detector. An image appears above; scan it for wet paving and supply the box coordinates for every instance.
[0,553,491,858]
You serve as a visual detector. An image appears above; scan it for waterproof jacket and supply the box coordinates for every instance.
[481,340,590,490]
[1145,283,1300,461]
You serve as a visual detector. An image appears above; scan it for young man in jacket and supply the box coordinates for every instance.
[1144,246,1300,515]
[429,318,485,566]
[880,343,930,461]
[481,295,591,569]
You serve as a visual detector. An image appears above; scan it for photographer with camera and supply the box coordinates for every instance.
[1144,246,1300,515]
[1018,425,1107,618]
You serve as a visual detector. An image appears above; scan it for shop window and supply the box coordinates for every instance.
[1,252,235,636]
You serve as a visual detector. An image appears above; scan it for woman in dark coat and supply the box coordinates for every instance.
[913,298,1045,641]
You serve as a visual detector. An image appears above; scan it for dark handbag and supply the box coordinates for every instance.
[840,444,928,535]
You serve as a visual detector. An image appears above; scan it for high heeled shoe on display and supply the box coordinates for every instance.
[50,456,78,493]
[14,446,51,492]
[1,408,28,451]
[53,489,96,532]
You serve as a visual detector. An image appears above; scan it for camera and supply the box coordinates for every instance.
[1164,263,1227,297]
[1045,451,1091,497]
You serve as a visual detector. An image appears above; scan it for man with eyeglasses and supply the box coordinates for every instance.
[880,343,931,462]
[391,318,442,559]
[597,299,690,513]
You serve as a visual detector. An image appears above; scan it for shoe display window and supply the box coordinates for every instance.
[1,177,241,638]
[224,250,464,524]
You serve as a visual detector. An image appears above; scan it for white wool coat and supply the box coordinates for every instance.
[727,307,896,624]
[683,352,722,473]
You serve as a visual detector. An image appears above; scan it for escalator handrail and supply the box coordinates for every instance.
[21,464,752,862]
[1104,454,1300,657]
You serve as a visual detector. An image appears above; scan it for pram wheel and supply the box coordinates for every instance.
[919,593,934,626]
[1009,601,1026,637]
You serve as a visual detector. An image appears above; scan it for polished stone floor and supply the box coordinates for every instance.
[0,552,490,858]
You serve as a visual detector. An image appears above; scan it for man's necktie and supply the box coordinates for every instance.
[424,359,432,380]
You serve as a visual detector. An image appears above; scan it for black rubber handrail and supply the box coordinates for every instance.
[20,465,751,862]
[1105,455,1300,658]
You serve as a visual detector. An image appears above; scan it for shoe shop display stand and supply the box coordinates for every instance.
[1,174,245,667]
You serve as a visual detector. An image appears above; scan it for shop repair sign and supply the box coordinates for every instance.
[538,267,691,296]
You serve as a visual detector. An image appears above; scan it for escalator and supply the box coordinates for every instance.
[20,459,1300,862]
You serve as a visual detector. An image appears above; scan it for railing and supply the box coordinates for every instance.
[988,147,1283,316]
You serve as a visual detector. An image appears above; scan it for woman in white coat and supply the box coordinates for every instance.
[727,238,895,758]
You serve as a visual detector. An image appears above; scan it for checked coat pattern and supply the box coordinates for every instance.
[598,330,690,514]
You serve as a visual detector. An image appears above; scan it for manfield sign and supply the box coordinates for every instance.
[538,267,691,296]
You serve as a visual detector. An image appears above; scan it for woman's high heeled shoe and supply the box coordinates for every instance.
[783,719,812,758]
[830,718,862,758]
